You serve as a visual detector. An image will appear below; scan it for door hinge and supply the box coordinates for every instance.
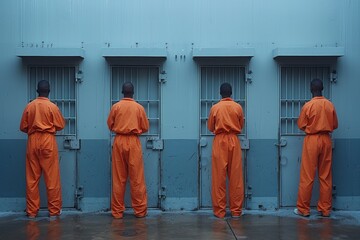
[245,70,253,84]
[75,70,83,83]
[63,136,81,150]
[75,186,84,199]
[159,70,167,83]
[158,186,166,200]
[245,185,252,199]
[332,185,337,199]
[146,137,164,150]
[330,70,337,84]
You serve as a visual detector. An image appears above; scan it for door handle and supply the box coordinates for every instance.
[199,137,208,147]
[275,138,287,147]
[63,136,81,150]
[146,137,164,150]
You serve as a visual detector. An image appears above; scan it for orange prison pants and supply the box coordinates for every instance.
[297,134,333,216]
[112,135,147,218]
[212,133,244,218]
[26,132,62,217]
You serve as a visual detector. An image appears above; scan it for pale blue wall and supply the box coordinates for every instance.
[0,0,359,211]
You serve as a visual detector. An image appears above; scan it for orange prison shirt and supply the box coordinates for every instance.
[298,96,338,134]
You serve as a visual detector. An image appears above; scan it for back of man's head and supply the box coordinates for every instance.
[122,82,134,97]
[37,80,50,97]
[220,82,232,98]
[311,78,323,93]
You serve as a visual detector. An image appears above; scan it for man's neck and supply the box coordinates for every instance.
[312,93,322,98]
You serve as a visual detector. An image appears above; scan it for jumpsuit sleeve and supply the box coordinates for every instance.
[332,108,338,130]
[297,105,308,131]
[207,108,215,133]
[107,107,115,131]
[20,107,29,133]
[53,106,66,131]
[140,107,149,133]
[239,107,244,131]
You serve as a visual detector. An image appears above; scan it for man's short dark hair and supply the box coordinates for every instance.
[220,82,232,97]
[311,78,324,92]
[122,82,134,95]
[37,80,50,94]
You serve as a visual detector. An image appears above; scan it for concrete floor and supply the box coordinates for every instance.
[0,209,359,240]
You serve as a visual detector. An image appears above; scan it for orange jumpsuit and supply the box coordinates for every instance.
[107,98,149,218]
[20,97,65,217]
[207,97,244,218]
[297,96,338,216]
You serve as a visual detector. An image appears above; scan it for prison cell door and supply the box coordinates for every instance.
[199,66,249,208]
[279,66,332,207]
[29,66,78,209]
[111,66,162,208]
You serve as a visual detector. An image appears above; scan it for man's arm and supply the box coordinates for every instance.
[107,107,115,131]
[239,106,244,130]
[207,108,215,133]
[140,107,149,133]
[19,108,28,133]
[53,106,66,131]
[333,107,339,130]
[297,106,307,131]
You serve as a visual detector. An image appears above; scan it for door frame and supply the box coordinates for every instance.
[108,64,164,209]
[27,65,80,209]
[197,63,250,209]
[277,61,336,208]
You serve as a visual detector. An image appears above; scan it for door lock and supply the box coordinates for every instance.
[275,138,287,147]
[146,137,164,150]
[63,136,81,150]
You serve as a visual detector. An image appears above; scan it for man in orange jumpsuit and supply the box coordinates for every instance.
[207,82,245,218]
[20,80,65,218]
[107,82,149,219]
[294,78,338,217]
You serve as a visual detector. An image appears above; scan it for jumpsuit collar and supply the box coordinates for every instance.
[122,97,134,101]
[221,97,233,101]
[37,97,49,101]
[312,96,325,100]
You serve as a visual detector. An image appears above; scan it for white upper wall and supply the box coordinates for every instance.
[0,0,358,139]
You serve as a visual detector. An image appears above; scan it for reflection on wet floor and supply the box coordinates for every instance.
[0,210,359,240]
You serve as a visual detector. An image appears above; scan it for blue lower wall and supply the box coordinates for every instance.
[77,139,111,211]
[247,139,278,197]
[161,139,199,210]
[333,139,360,196]
[0,138,359,211]
[0,139,26,197]
[246,139,278,209]
[78,140,110,197]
